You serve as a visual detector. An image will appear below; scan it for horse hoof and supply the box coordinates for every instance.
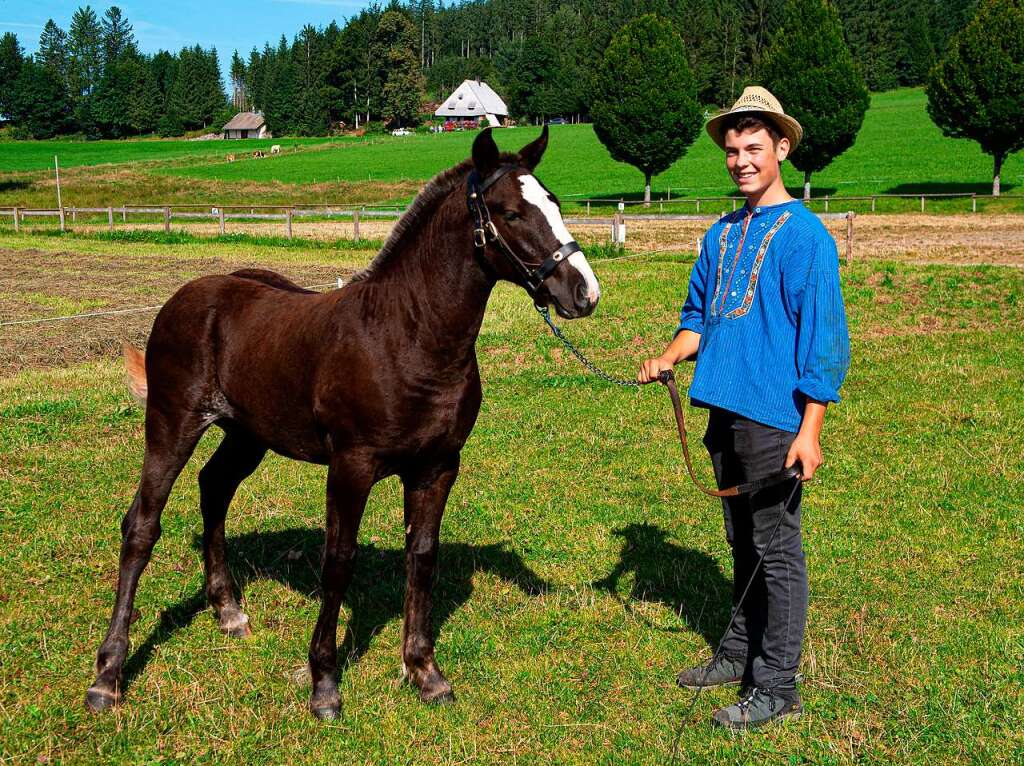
[219,613,252,639]
[421,688,455,705]
[310,703,340,721]
[85,686,119,713]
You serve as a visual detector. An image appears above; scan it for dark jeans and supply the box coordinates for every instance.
[703,407,806,694]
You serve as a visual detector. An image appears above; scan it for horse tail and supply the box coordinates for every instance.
[123,343,148,404]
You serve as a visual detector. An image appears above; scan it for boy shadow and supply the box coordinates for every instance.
[121,528,549,692]
[591,523,731,648]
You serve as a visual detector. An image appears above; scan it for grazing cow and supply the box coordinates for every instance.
[226,154,236,163]
[252,150,265,159]
[271,144,282,155]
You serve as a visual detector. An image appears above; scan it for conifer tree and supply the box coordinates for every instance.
[68,5,103,131]
[10,60,72,138]
[0,32,25,119]
[101,6,136,66]
[37,20,69,89]
[589,14,702,204]
[759,0,869,199]
[927,0,1024,196]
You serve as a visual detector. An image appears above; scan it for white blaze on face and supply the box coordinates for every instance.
[518,174,601,303]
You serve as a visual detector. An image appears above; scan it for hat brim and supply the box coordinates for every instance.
[705,107,803,153]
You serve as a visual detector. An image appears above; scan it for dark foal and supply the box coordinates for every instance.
[86,127,600,719]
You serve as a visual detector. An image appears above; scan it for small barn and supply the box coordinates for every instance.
[222,112,270,139]
[435,79,508,127]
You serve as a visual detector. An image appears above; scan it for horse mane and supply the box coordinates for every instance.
[350,152,518,283]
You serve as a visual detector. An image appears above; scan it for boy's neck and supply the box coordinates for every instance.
[744,177,793,209]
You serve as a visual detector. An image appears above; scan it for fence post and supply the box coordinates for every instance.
[871,196,876,213]
[659,200,663,213]
[971,194,977,213]
[586,200,590,217]
[846,212,855,266]
[824,195,829,213]
[353,208,360,240]
[286,207,293,239]
[920,196,925,213]
[13,207,19,233]
[732,198,737,212]
[59,206,66,232]
[107,206,113,232]
[696,198,701,213]
[122,205,127,222]
[667,187,672,201]
[72,207,77,223]
[219,207,225,235]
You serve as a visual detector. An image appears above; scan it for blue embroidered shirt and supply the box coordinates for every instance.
[677,199,850,433]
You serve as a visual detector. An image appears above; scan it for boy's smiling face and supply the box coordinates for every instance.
[724,127,790,199]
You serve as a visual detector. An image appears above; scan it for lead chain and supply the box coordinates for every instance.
[535,304,640,388]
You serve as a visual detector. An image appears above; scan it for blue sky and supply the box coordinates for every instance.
[2,0,371,73]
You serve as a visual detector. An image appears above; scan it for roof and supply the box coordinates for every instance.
[222,112,265,130]
[434,80,508,118]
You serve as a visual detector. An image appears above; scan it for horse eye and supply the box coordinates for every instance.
[503,211,520,222]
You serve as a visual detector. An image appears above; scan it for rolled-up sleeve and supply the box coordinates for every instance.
[795,235,850,403]
[675,233,712,337]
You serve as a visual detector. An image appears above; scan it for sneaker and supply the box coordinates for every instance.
[675,654,745,690]
[712,687,802,730]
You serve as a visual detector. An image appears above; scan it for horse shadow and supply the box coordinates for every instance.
[591,523,732,648]
[121,528,549,692]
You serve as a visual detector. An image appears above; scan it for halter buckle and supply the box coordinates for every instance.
[473,227,487,247]
[485,221,499,240]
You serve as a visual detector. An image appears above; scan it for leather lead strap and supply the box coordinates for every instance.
[658,370,801,498]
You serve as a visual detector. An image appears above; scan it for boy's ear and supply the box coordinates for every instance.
[776,136,790,162]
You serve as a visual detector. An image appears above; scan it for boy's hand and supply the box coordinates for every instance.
[638,356,674,384]
[785,433,822,481]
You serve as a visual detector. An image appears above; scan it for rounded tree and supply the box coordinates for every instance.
[926,0,1024,196]
[759,0,869,200]
[589,15,702,205]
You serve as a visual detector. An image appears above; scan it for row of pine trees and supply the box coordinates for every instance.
[0,0,982,140]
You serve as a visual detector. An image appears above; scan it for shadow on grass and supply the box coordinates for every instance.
[0,179,32,193]
[591,523,731,649]
[883,181,1014,195]
[121,528,549,693]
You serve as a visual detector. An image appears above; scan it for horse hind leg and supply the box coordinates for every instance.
[86,411,209,712]
[198,428,266,638]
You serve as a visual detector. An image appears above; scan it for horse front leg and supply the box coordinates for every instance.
[307,456,371,720]
[400,455,460,704]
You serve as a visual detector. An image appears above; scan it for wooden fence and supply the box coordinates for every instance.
[0,203,861,265]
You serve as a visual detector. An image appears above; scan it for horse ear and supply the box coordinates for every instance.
[518,125,549,171]
[472,128,500,176]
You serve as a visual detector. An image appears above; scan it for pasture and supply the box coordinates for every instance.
[0,226,1020,764]
[2,89,1023,213]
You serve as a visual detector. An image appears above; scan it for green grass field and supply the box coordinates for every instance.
[0,230,1020,763]
[1,89,1022,214]
[0,137,336,173]
[157,89,1024,201]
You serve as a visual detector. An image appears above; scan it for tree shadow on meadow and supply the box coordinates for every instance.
[591,523,732,649]
[883,181,1015,195]
[121,529,549,693]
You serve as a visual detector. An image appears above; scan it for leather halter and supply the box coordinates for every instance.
[466,164,581,296]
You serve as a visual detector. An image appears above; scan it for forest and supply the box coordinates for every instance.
[0,0,979,139]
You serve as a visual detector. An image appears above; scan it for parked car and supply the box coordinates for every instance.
[546,117,567,125]
[391,128,412,136]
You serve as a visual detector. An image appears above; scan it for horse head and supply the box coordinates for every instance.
[469,126,600,319]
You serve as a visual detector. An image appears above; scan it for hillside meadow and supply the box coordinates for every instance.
[0,228,1020,764]
[1,89,1022,213]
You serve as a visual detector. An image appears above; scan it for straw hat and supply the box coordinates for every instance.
[705,86,803,152]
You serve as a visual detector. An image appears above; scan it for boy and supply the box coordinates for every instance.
[637,86,850,728]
